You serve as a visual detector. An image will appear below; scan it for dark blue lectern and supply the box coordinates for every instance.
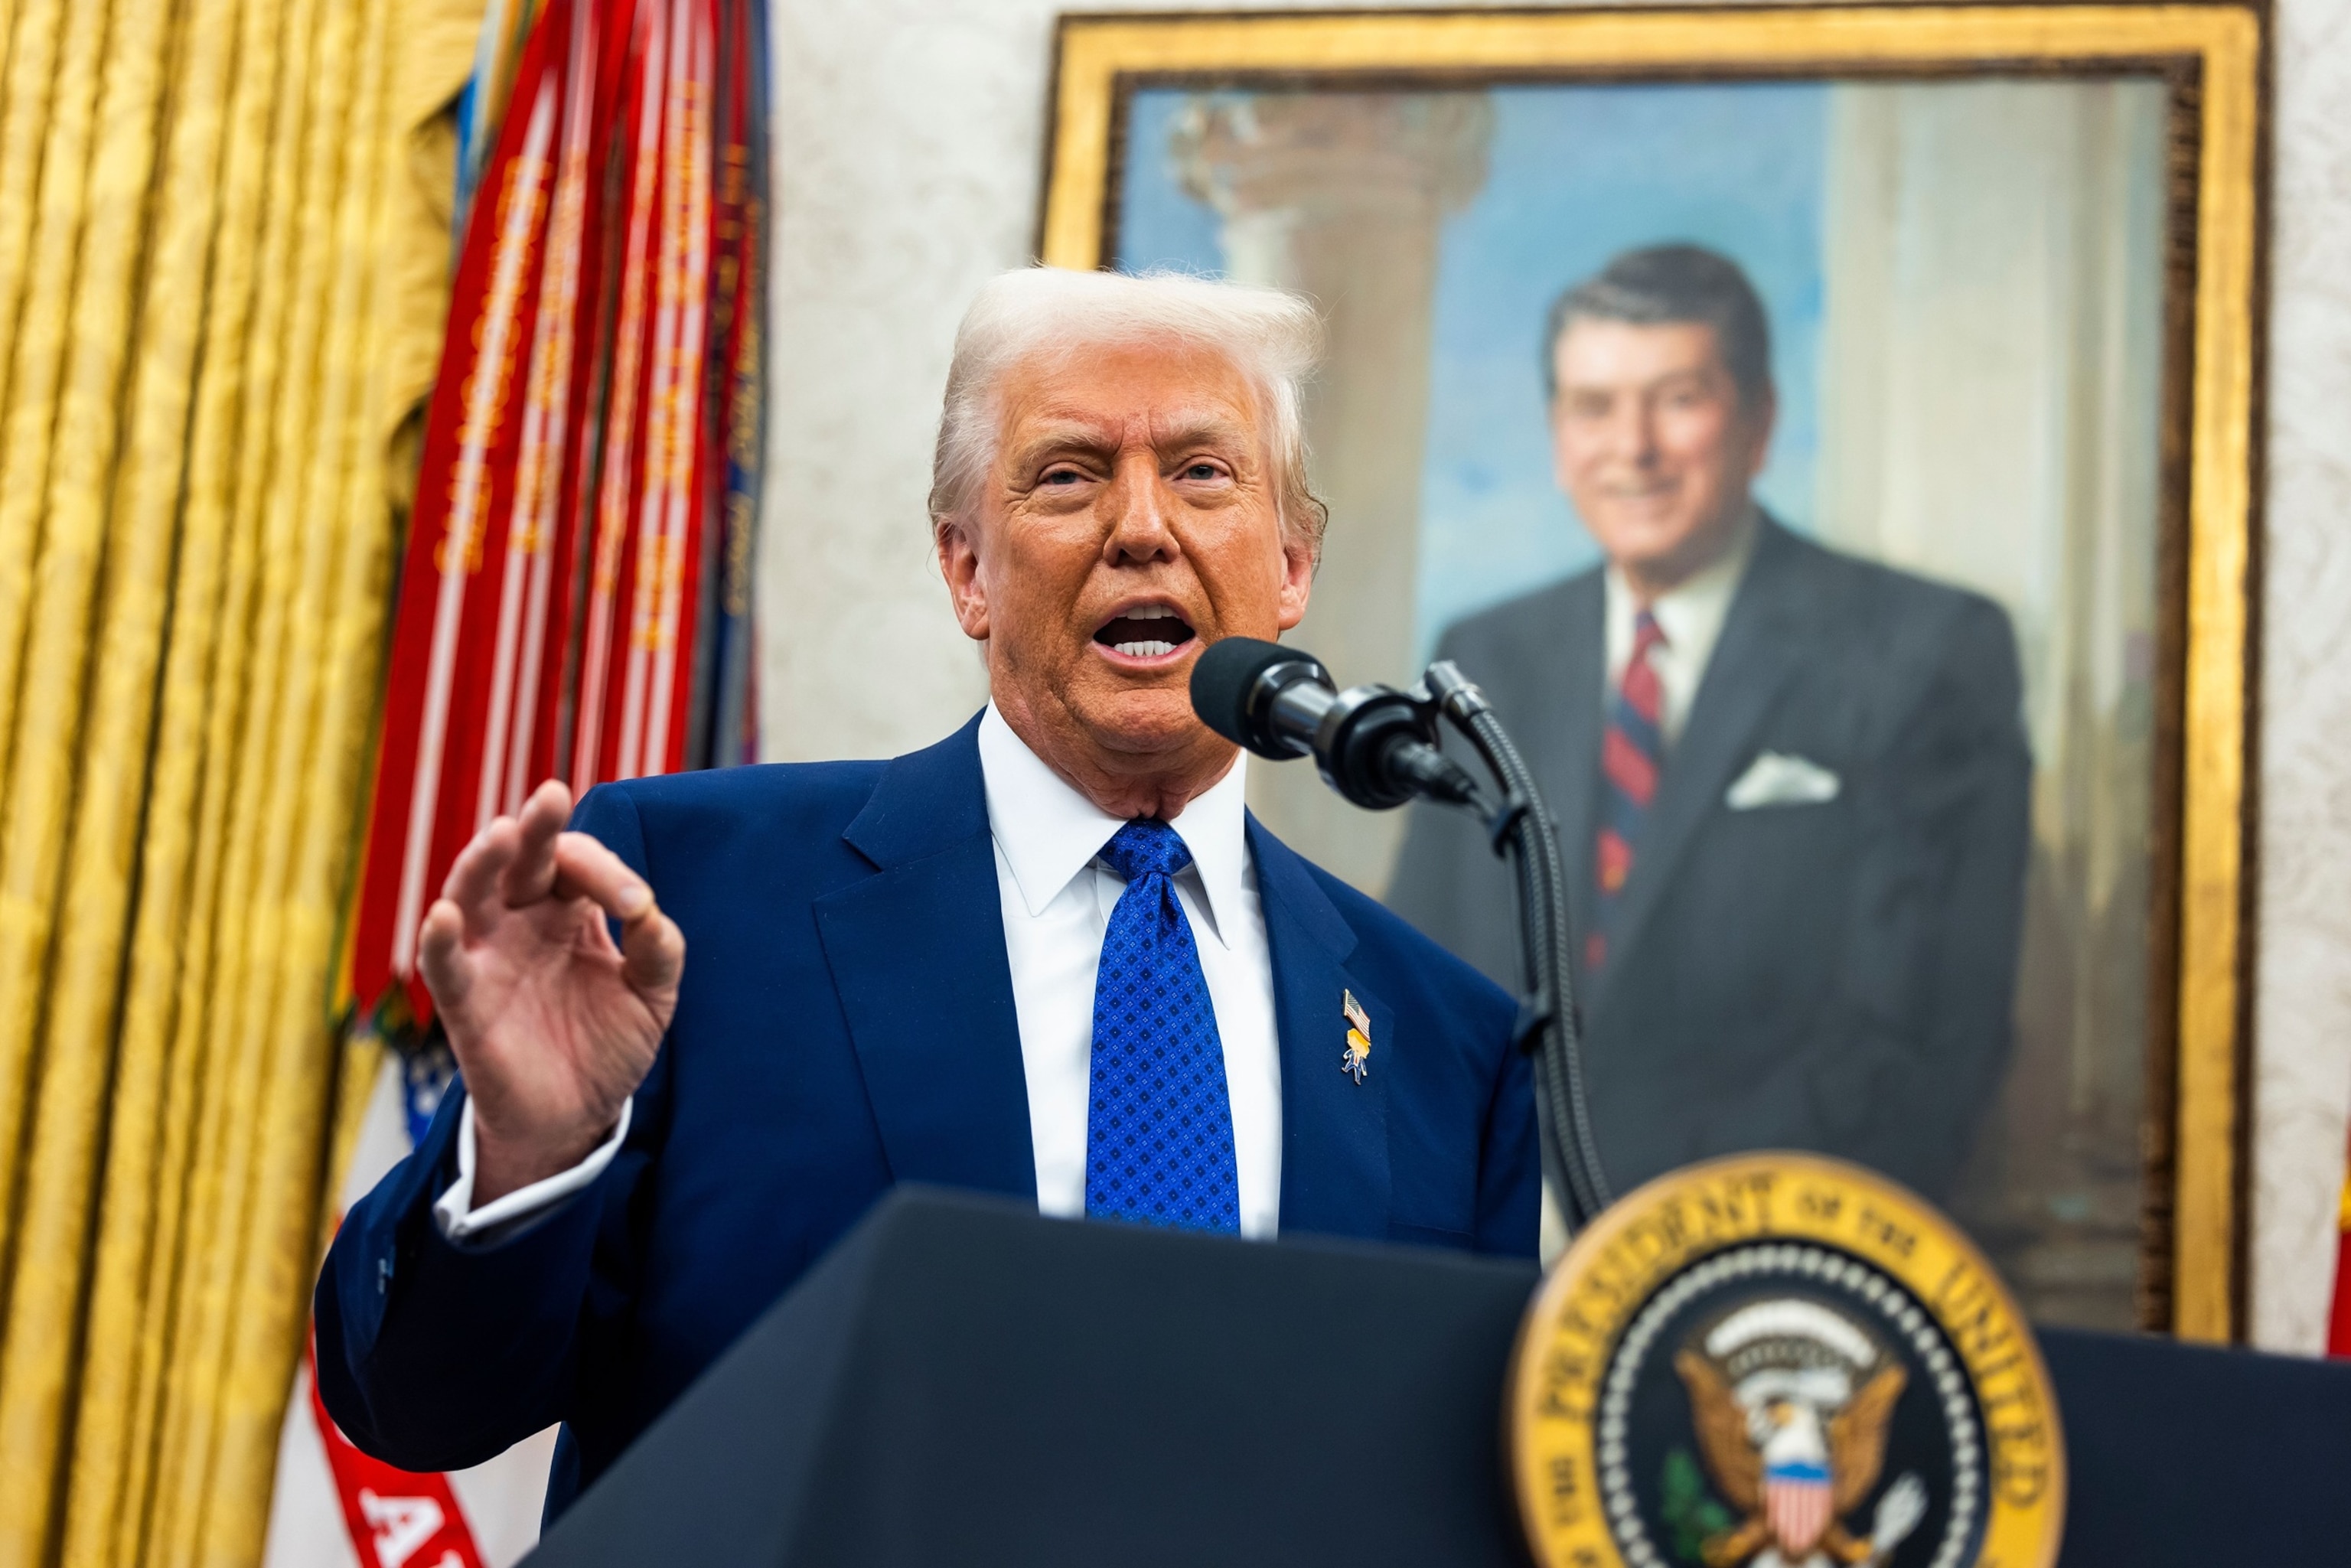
[523,1188,2351,1567]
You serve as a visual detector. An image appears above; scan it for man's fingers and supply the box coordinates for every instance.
[415,898,473,1011]
[619,905,686,998]
[548,833,679,998]
[442,816,522,920]
[548,832,655,923]
[499,780,575,908]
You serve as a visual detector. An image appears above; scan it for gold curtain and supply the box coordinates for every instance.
[0,0,478,1560]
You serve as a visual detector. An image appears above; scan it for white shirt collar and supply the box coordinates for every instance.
[1606,507,1759,667]
[1603,507,1762,747]
[977,703,1251,948]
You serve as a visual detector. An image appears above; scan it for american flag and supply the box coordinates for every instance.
[1765,1459,1834,1557]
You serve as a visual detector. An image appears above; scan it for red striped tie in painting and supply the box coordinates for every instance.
[1588,608,1667,973]
[347,0,768,1034]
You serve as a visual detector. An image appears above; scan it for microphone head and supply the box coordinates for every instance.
[1190,637,1324,757]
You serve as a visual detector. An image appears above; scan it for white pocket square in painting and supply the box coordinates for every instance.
[1725,750,1841,810]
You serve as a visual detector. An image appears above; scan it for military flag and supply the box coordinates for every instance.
[352,0,766,1042]
[266,1,768,1559]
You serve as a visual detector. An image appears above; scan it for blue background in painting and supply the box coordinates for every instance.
[1119,84,1828,662]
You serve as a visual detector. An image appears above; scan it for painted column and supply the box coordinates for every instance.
[1172,92,1492,893]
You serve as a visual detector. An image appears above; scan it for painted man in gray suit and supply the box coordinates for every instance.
[1387,245,2031,1201]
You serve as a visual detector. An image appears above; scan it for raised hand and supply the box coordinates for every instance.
[417,779,685,1205]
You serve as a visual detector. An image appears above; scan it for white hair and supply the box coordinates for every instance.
[928,266,1327,555]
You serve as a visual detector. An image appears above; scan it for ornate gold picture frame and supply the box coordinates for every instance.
[1039,4,2265,1340]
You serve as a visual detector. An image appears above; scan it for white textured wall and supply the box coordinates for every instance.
[759,0,2351,1350]
[2250,0,2351,1353]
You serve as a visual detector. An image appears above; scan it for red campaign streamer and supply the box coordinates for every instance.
[568,0,670,795]
[527,0,637,798]
[349,0,755,1030]
[477,0,602,829]
[351,7,566,1025]
[306,1335,488,1568]
[612,0,719,784]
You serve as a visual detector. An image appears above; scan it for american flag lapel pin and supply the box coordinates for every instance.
[1341,989,1371,1084]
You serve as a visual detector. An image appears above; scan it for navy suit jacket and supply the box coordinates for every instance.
[315,716,1536,1516]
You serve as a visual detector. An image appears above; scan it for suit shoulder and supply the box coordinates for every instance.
[1433,569,1603,661]
[592,756,889,816]
[1768,531,2023,724]
[1779,528,2013,641]
[578,759,889,866]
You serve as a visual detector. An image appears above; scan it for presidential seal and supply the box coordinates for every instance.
[1508,1154,2062,1568]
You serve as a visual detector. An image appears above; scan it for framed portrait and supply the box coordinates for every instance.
[1039,4,2265,1339]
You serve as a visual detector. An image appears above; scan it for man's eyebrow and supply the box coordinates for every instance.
[1151,412,1255,452]
[1005,409,1257,467]
[1004,419,1120,467]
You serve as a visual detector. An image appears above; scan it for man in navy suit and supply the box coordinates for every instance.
[1388,245,2029,1204]
[316,267,1537,1515]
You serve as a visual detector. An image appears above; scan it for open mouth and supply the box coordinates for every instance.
[1093,604,1198,660]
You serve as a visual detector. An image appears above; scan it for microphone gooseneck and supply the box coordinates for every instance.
[1421,660,1613,1232]
[1187,637,1612,1239]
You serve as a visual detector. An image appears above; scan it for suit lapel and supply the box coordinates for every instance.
[1598,525,1809,1002]
[1248,817,1391,1241]
[814,716,1036,1201]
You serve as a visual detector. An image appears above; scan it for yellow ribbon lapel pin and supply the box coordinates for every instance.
[1341,990,1371,1084]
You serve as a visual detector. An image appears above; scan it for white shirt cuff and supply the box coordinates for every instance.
[432,1097,632,1244]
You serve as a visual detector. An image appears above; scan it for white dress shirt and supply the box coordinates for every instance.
[1602,508,1760,746]
[979,704,1283,1237]
[436,704,1285,1243]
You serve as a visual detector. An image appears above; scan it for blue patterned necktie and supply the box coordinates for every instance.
[1084,819,1241,1233]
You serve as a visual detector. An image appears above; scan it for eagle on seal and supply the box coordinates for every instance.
[1674,1335,1925,1568]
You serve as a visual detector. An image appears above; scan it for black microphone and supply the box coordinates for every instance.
[1189,637,1480,811]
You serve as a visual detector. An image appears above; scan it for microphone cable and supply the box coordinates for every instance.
[1423,661,1613,1234]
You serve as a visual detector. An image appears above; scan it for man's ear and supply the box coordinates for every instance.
[1275,526,1316,632]
[1742,387,1779,482]
[936,520,991,643]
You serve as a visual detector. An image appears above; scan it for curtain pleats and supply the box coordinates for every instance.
[53,2,243,1560]
[0,0,476,1560]
[0,0,182,1537]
